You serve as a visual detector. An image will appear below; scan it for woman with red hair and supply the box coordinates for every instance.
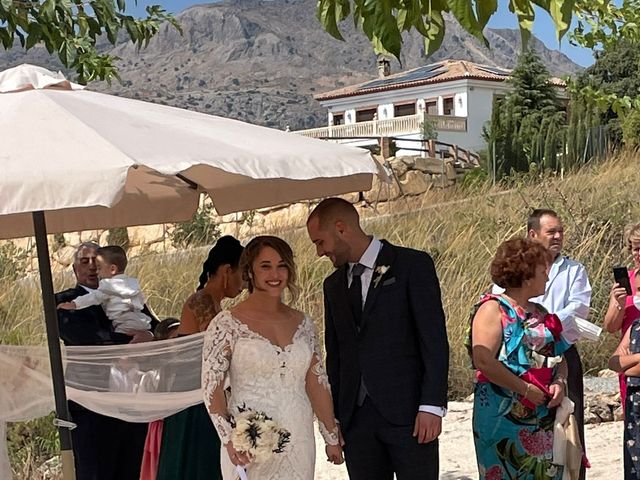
[468,238,570,479]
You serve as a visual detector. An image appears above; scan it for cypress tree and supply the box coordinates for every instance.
[485,49,565,177]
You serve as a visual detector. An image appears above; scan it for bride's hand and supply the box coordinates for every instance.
[225,442,251,466]
[326,444,344,465]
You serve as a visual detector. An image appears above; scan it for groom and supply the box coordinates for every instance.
[307,198,449,480]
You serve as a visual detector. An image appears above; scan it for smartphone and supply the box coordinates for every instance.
[613,266,633,295]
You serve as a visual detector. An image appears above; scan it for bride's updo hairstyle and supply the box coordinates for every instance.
[197,236,244,291]
[240,236,300,301]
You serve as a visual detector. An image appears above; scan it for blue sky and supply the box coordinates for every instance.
[126,0,594,67]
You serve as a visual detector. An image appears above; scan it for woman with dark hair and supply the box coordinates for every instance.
[202,236,343,479]
[176,235,245,335]
[468,238,571,479]
[156,236,244,480]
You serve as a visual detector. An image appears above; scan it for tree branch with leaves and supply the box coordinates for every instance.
[0,0,181,83]
[316,0,574,60]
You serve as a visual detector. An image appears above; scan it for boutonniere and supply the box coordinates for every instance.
[373,265,390,288]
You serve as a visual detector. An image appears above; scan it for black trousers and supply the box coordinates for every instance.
[565,345,585,480]
[342,397,439,480]
[70,403,148,480]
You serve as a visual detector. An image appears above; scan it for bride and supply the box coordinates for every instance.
[202,235,344,479]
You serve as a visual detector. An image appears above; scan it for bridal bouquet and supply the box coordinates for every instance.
[230,404,291,463]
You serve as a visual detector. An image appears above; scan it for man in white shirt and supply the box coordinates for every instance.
[494,209,591,479]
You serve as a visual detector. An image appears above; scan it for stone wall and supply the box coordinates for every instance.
[6,155,475,273]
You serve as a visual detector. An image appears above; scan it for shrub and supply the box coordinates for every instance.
[420,118,438,141]
[106,227,130,250]
[459,167,489,190]
[622,109,640,148]
[0,242,27,281]
[8,414,59,479]
[170,203,220,248]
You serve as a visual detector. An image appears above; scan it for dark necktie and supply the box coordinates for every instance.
[348,263,365,329]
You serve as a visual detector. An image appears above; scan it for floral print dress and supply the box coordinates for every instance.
[469,294,571,480]
[625,319,640,479]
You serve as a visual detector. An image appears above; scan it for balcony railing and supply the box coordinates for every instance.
[296,113,467,139]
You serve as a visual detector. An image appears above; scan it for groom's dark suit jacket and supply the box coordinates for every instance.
[323,240,449,430]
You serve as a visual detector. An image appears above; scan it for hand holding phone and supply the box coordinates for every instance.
[613,267,633,296]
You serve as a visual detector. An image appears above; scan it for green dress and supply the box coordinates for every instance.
[156,403,222,480]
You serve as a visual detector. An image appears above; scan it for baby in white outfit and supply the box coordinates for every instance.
[58,245,151,334]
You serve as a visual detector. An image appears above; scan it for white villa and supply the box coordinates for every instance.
[297,59,566,154]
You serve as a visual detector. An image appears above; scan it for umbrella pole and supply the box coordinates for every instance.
[32,211,76,480]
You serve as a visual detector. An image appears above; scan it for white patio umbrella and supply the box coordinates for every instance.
[0,64,383,479]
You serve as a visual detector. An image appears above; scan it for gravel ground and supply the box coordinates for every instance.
[584,375,619,394]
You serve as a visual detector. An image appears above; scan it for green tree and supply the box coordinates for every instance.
[0,0,180,83]
[484,50,564,177]
[573,39,640,145]
[564,94,598,165]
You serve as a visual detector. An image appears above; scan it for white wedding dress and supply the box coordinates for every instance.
[202,310,338,479]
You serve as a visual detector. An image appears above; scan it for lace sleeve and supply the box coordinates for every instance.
[304,317,340,446]
[310,321,331,392]
[202,311,235,444]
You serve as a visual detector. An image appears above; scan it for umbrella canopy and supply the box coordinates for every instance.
[0,64,381,239]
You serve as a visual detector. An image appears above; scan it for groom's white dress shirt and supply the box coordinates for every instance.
[492,255,591,344]
[348,236,446,418]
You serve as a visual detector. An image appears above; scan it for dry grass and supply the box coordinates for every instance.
[3,152,640,476]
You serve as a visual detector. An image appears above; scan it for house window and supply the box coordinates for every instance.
[425,99,438,115]
[355,108,377,122]
[332,113,344,125]
[443,97,454,116]
[394,103,416,117]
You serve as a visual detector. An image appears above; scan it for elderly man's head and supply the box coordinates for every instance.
[73,242,100,289]
[527,209,564,259]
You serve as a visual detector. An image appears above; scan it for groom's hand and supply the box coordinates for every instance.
[412,412,442,444]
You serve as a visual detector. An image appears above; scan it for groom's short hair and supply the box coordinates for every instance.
[308,198,359,228]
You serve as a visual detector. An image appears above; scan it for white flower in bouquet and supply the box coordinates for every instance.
[229,404,291,464]
[231,417,254,453]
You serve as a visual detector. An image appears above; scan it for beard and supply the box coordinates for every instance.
[330,239,351,268]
